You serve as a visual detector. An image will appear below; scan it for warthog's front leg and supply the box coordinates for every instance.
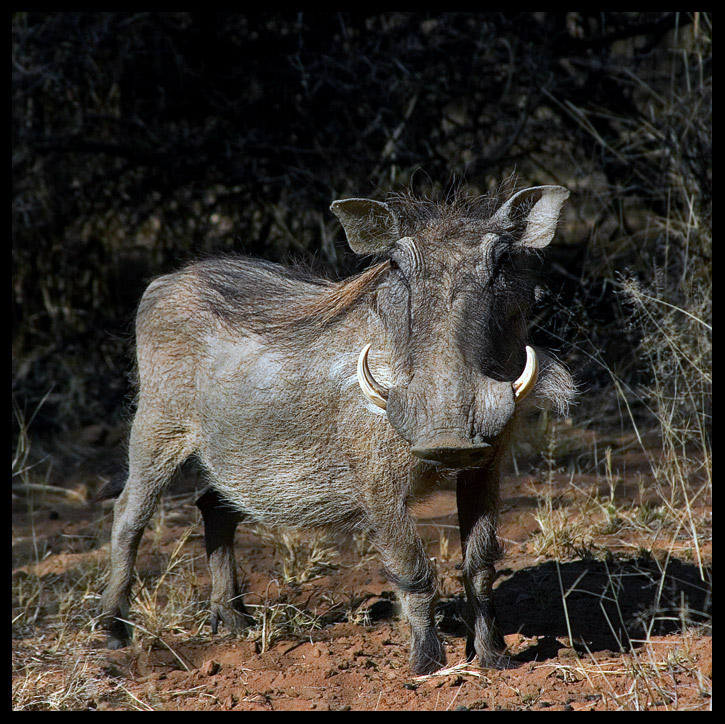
[368,502,446,675]
[456,466,506,668]
[195,488,252,634]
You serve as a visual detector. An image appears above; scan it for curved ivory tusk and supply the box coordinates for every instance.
[513,345,538,401]
[357,344,389,410]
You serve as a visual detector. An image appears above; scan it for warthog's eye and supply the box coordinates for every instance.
[380,258,411,322]
[492,241,514,267]
[388,257,409,288]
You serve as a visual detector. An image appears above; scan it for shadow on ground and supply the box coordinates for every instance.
[435,556,711,661]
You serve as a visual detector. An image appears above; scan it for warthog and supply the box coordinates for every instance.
[100,183,574,675]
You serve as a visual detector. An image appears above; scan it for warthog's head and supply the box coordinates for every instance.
[331,184,570,467]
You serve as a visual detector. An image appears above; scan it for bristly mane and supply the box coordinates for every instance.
[384,175,521,237]
[194,255,390,339]
[280,260,390,328]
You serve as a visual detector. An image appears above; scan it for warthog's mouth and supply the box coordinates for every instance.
[356,343,539,411]
[410,442,493,468]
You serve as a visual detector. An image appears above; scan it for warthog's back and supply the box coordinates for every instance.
[138,256,330,341]
[135,257,327,399]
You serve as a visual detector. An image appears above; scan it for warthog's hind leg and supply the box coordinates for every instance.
[196,487,253,634]
[102,414,192,648]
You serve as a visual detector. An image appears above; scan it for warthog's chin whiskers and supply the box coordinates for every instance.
[512,345,538,401]
[357,343,389,410]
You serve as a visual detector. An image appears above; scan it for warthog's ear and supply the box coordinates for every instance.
[330,198,400,255]
[491,185,569,249]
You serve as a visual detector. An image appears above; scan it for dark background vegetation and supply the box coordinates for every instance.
[12,12,711,452]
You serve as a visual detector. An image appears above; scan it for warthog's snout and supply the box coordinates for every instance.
[410,440,493,467]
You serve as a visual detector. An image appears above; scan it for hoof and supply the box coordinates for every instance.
[105,616,130,649]
[209,602,253,634]
[410,653,447,677]
[466,639,510,670]
[478,651,514,670]
[410,633,447,676]
[106,634,129,650]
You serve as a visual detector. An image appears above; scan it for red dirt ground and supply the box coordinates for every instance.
[12,428,712,711]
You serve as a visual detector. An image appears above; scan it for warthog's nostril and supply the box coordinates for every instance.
[410,442,492,467]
